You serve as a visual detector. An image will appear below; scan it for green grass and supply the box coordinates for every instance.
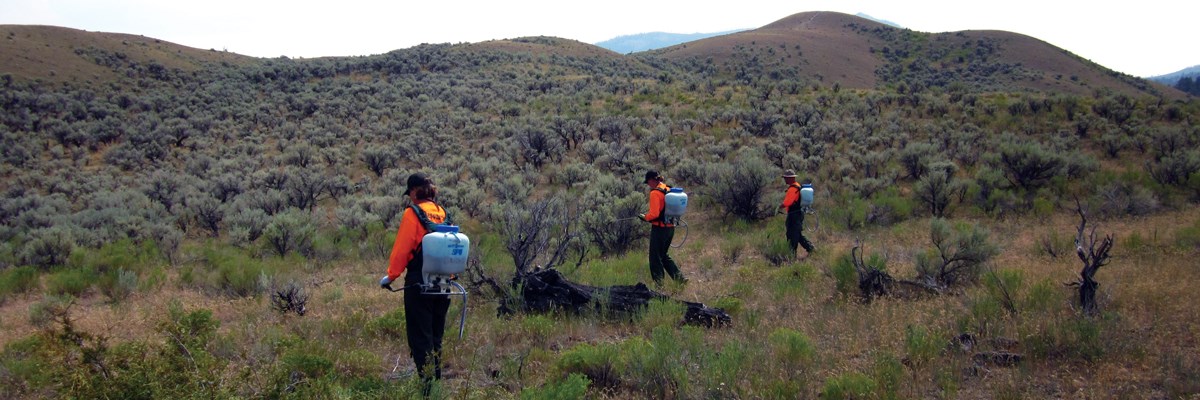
[1175,218,1200,250]
[822,372,878,400]
[569,251,646,287]
[520,373,590,400]
[904,324,945,368]
[770,261,818,297]
[44,267,96,297]
[0,266,39,300]
[768,327,816,368]
[638,299,684,332]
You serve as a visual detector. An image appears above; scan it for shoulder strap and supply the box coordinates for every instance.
[409,202,453,232]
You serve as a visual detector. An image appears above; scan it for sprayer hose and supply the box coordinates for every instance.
[670,219,689,249]
[450,281,468,339]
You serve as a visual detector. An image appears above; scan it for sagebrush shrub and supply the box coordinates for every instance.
[1147,150,1200,187]
[581,193,646,256]
[263,210,316,258]
[1091,179,1159,217]
[915,218,998,287]
[914,164,965,217]
[704,151,776,221]
[899,141,942,180]
[20,227,75,269]
[995,139,1067,193]
[226,207,270,247]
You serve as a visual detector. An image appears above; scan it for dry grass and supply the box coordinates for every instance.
[3,205,1197,398]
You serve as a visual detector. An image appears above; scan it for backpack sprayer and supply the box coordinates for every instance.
[664,187,689,248]
[780,183,819,230]
[382,223,471,339]
[616,187,692,247]
[799,183,814,210]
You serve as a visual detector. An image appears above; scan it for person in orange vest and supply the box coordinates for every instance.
[778,169,815,257]
[380,173,452,392]
[638,170,686,285]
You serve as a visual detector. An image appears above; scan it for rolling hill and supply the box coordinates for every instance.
[645,11,1180,98]
[1,11,1185,99]
[1,25,255,85]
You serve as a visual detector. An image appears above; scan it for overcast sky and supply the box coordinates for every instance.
[2,0,1195,77]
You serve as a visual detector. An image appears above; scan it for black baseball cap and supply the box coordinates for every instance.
[643,170,660,183]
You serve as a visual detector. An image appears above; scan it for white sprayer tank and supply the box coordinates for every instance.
[665,187,688,220]
[422,225,469,285]
[800,184,814,208]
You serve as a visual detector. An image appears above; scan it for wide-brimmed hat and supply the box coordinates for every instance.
[782,169,797,178]
[405,173,432,195]
[643,170,661,183]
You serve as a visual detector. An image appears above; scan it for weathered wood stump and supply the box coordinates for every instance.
[499,268,731,327]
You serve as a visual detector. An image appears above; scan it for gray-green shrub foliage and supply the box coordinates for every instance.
[262,210,316,258]
[704,150,777,221]
[994,137,1067,193]
[915,218,999,287]
[898,141,942,180]
[913,162,965,217]
[1147,150,1200,187]
[581,192,647,256]
[20,227,76,269]
[226,207,270,247]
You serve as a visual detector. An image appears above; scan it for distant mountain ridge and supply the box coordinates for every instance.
[854,12,902,28]
[1147,65,1200,84]
[595,30,745,54]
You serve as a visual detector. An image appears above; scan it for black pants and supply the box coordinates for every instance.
[786,210,815,255]
[404,290,451,382]
[649,226,684,284]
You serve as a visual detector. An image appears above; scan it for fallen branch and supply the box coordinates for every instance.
[503,268,731,327]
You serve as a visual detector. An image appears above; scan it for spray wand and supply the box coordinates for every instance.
[613,215,690,248]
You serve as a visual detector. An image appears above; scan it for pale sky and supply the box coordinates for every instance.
[1,0,1195,77]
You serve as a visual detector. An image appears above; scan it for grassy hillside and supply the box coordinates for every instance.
[1,25,256,86]
[0,17,1198,399]
[648,11,1181,99]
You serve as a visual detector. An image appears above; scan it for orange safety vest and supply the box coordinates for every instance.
[644,182,674,228]
[781,182,803,213]
[386,200,447,283]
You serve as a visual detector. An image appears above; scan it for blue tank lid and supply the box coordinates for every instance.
[669,187,684,193]
[801,183,813,188]
[433,225,459,233]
